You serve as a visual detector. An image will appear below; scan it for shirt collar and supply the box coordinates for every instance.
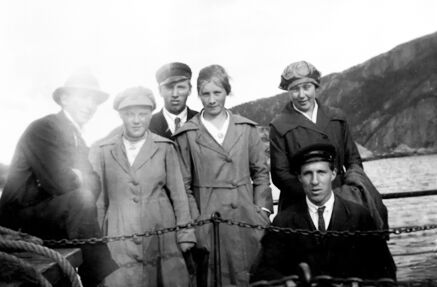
[293,100,318,123]
[306,191,335,214]
[62,110,83,134]
[163,107,188,122]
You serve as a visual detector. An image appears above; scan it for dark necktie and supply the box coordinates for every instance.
[317,206,326,232]
[174,117,181,132]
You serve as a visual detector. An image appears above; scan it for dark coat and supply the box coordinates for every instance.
[250,195,396,283]
[270,101,362,210]
[175,111,273,286]
[0,111,117,286]
[150,107,198,139]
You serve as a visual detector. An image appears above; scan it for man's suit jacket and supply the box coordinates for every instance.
[149,107,198,139]
[0,111,118,285]
[251,194,396,282]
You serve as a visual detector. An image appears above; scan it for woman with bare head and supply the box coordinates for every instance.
[174,64,273,286]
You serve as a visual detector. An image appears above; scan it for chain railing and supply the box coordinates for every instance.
[43,216,437,247]
[5,213,437,286]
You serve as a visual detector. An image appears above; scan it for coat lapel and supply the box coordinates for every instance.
[315,103,332,136]
[222,115,244,152]
[193,117,229,158]
[131,133,158,170]
[292,201,317,231]
[110,137,131,175]
[328,196,351,231]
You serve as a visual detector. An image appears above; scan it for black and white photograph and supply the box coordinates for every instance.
[0,1,437,286]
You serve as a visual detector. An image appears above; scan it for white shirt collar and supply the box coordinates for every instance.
[293,100,318,123]
[62,110,83,134]
[122,132,147,166]
[162,107,188,134]
[306,192,335,230]
[200,110,230,145]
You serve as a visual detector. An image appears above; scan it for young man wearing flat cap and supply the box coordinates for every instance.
[251,143,396,283]
[270,61,363,212]
[0,73,118,287]
[150,62,198,139]
[89,87,196,287]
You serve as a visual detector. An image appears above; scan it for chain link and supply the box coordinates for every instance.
[44,219,212,246]
[43,216,437,247]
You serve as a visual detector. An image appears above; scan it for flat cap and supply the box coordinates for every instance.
[291,143,336,174]
[113,86,156,111]
[279,61,321,91]
[156,62,192,86]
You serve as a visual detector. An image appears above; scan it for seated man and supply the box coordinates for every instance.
[251,143,396,283]
[0,73,118,287]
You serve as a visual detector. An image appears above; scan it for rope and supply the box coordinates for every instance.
[0,239,81,287]
[0,250,52,287]
[0,225,43,245]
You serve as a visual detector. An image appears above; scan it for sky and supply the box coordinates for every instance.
[0,0,436,165]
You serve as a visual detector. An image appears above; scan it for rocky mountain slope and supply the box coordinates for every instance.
[232,31,437,154]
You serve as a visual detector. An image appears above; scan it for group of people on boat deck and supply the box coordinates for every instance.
[0,60,396,287]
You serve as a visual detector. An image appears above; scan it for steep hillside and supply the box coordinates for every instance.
[231,31,437,154]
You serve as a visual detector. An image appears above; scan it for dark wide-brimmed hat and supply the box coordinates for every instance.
[279,61,321,91]
[52,73,109,106]
[291,143,336,174]
[113,86,156,111]
[156,62,192,86]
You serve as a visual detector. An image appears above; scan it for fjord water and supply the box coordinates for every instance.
[364,154,437,282]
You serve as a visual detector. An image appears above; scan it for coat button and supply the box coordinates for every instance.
[132,197,139,203]
[131,180,139,186]
[132,236,142,245]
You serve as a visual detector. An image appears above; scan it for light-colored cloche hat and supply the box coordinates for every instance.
[279,61,321,91]
[52,73,109,105]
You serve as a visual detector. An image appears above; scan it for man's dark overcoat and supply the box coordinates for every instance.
[251,194,396,283]
[270,101,362,210]
[0,111,117,286]
[149,107,198,139]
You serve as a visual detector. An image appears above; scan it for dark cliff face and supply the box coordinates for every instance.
[232,31,437,154]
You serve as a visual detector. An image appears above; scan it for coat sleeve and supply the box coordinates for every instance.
[357,209,397,280]
[174,133,200,220]
[249,126,273,213]
[88,144,106,231]
[269,125,303,194]
[22,120,81,195]
[164,143,197,244]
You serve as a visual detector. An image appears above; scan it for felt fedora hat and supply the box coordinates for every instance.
[52,73,109,105]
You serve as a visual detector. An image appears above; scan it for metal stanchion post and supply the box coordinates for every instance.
[211,212,222,287]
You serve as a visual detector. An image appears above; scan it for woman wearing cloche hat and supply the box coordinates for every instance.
[270,61,364,212]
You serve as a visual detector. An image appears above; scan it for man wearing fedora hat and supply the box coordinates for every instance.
[251,143,396,283]
[0,73,118,287]
[150,62,198,139]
